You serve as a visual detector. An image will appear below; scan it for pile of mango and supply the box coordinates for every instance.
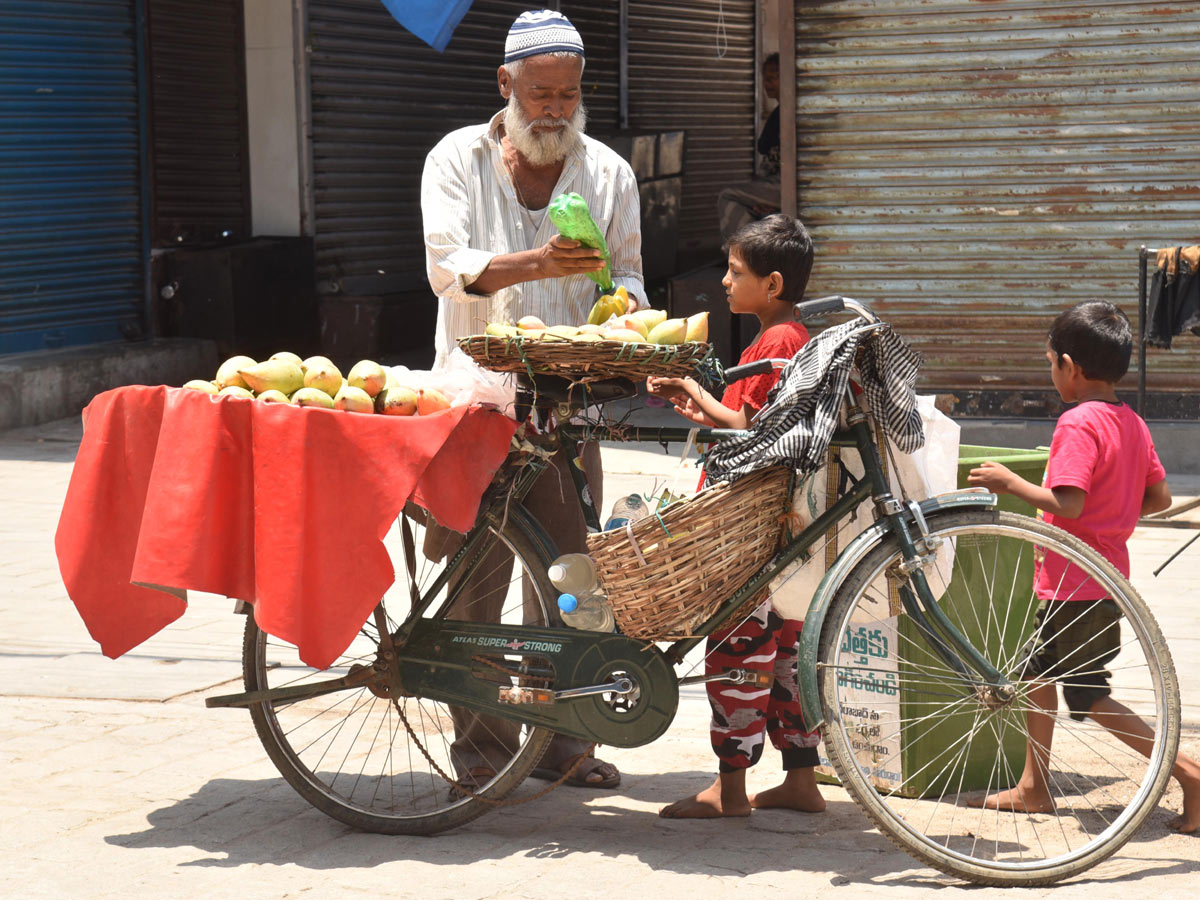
[182,354,449,416]
[483,285,708,346]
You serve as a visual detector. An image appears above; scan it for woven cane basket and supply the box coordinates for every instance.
[458,334,710,382]
[585,466,792,641]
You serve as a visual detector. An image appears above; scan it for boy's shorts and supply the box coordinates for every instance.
[1020,598,1121,721]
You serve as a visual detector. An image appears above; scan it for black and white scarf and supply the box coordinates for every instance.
[705,321,924,482]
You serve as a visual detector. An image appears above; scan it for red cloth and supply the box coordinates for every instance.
[720,321,809,414]
[55,385,518,669]
[1037,400,1166,602]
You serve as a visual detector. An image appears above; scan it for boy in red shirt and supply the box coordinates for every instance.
[967,300,1199,833]
[646,214,824,818]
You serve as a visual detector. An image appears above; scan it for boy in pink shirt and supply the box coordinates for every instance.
[967,300,1198,833]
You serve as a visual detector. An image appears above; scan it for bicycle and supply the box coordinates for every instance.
[206,297,1180,886]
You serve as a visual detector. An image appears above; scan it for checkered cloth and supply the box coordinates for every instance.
[704,321,925,482]
[504,9,585,63]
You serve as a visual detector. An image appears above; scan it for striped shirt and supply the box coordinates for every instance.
[422,110,647,365]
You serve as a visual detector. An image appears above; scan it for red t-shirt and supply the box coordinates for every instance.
[1036,400,1165,601]
[721,322,810,415]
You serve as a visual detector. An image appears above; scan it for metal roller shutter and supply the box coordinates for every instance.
[626,0,756,256]
[793,0,1200,413]
[145,0,250,247]
[0,0,145,353]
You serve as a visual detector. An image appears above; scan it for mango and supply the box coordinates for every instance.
[544,324,581,340]
[305,361,343,397]
[347,360,387,398]
[334,384,375,414]
[571,332,603,343]
[516,315,546,332]
[577,323,605,335]
[300,355,333,374]
[182,379,219,394]
[239,359,304,395]
[612,285,630,310]
[417,387,451,415]
[268,351,304,367]
[215,355,256,390]
[647,318,687,345]
[685,311,710,343]
[602,328,646,343]
[292,387,336,409]
[612,314,648,338]
[485,322,520,338]
[376,384,418,416]
[256,389,291,404]
[630,308,667,331]
[218,385,254,400]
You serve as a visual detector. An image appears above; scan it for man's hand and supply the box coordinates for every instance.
[537,235,606,279]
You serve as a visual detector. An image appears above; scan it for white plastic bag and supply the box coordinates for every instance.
[769,395,960,619]
[387,347,518,417]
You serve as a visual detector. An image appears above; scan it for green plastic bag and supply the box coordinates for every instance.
[548,192,613,291]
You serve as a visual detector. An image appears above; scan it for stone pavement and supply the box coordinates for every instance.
[2,413,1198,900]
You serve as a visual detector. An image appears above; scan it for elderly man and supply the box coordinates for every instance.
[420,9,646,791]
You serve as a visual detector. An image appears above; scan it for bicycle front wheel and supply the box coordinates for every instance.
[817,509,1179,885]
[243,504,557,835]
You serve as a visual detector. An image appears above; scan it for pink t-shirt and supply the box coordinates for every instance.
[1036,400,1165,602]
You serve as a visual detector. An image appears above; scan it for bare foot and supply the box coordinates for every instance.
[659,776,751,819]
[968,785,1054,813]
[750,771,827,813]
[1166,779,1200,833]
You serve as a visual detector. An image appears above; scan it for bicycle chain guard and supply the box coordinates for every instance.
[394,619,678,748]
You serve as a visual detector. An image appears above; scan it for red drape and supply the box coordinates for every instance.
[55,385,517,669]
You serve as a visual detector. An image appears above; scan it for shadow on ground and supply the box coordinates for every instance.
[103,771,1199,888]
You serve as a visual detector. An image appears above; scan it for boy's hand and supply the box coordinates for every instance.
[967,461,1018,494]
[646,375,692,403]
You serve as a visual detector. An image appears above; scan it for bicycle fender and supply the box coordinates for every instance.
[796,490,997,729]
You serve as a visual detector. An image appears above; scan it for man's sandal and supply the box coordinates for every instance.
[530,753,620,789]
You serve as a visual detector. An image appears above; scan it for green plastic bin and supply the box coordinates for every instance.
[817,445,1049,797]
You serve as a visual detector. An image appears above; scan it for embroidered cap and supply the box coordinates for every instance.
[504,9,585,64]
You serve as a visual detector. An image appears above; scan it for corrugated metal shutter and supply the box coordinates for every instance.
[627,0,756,256]
[0,0,144,353]
[306,0,618,301]
[793,0,1200,408]
[146,0,250,247]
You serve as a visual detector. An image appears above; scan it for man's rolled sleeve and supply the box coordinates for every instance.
[422,147,497,304]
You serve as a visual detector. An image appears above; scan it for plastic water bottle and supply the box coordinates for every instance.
[558,592,616,632]
[547,553,600,596]
[604,493,650,532]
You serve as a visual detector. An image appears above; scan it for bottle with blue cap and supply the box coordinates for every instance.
[547,553,616,632]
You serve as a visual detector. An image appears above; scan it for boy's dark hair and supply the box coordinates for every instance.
[1048,300,1132,383]
[762,52,779,71]
[725,214,814,304]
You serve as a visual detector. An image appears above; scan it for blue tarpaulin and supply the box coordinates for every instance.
[380,0,476,53]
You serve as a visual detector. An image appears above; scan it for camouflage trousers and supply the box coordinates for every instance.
[706,600,821,773]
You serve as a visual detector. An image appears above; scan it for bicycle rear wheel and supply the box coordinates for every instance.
[817,509,1179,885]
[243,504,557,834]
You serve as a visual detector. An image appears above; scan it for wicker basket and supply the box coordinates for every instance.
[585,466,792,641]
[458,333,710,382]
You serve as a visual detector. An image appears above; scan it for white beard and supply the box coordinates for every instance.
[503,95,587,168]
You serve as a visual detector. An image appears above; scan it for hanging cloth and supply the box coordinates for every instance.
[1146,245,1200,349]
[704,321,924,483]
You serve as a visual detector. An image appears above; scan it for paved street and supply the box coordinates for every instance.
[2,414,1198,900]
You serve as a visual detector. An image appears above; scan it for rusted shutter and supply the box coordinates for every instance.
[146,0,249,247]
[626,0,756,256]
[306,0,618,303]
[793,0,1200,413]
